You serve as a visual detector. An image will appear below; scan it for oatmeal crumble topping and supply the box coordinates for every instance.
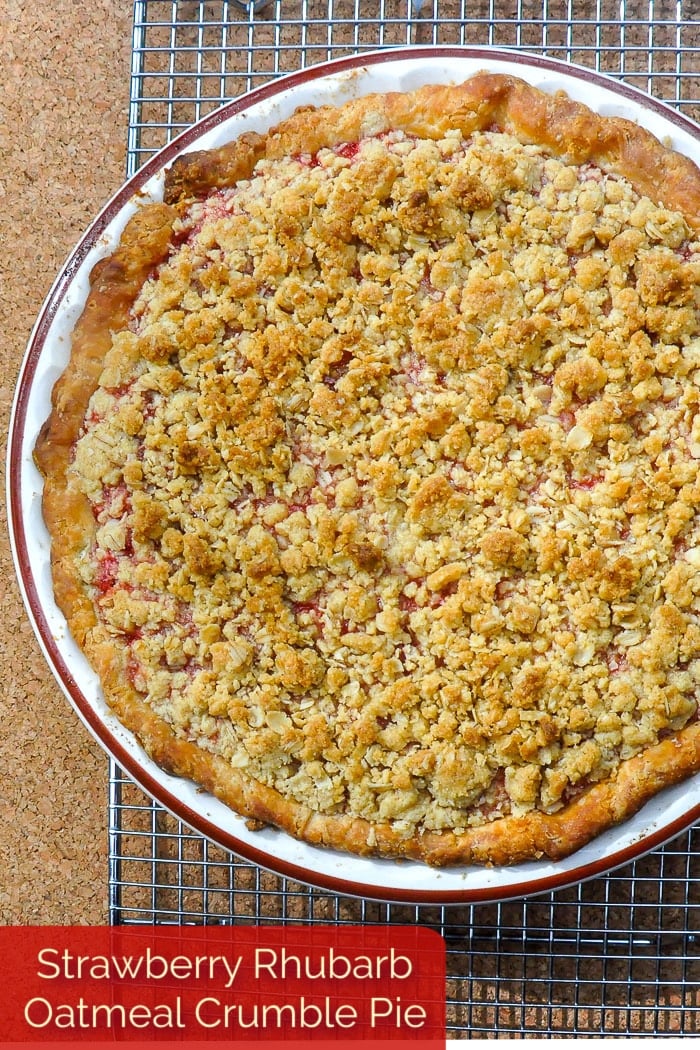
[69,123,700,841]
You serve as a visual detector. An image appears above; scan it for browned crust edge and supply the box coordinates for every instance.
[34,203,177,646]
[102,644,700,867]
[34,72,700,868]
[164,72,700,229]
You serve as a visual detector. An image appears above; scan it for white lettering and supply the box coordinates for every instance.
[156,999,185,1029]
[254,947,277,977]
[370,996,426,1028]
[34,947,244,987]
[55,1001,79,1030]
[195,996,359,1031]
[336,1002,359,1028]
[253,946,414,980]
[195,996,221,1029]
[390,950,413,979]
[127,1004,152,1029]
[36,948,61,980]
[219,953,242,988]
[88,957,110,980]
[91,1002,128,1027]
[370,997,394,1025]
[169,955,192,980]
[24,997,53,1028]
[23,996,186,1031]
[260,1002,298,1028]
[144,951,169,980]
[404,1003,428,1028]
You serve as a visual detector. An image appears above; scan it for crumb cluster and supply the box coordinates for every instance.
[73,126,700,838]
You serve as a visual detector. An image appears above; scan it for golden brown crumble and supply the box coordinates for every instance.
[72,126,700,838]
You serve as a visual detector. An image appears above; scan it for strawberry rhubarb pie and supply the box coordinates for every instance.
[35,73,700,866]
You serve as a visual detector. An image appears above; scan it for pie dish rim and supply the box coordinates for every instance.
[9,44,700,903]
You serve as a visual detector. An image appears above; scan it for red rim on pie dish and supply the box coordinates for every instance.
[8,46,700,904]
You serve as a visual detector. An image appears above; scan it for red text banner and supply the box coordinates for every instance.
[0,925,445,1047]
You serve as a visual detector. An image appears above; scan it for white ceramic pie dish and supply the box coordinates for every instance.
[8,45,700,904]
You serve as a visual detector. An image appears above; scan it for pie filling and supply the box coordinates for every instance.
[71,126,700,840]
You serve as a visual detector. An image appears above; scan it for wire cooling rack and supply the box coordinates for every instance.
[111,0,700,1037]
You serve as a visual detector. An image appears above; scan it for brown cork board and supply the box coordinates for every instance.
[1,0,133,924]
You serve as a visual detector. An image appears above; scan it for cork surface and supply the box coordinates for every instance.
[1,0,133,924]
[2,0,698,935]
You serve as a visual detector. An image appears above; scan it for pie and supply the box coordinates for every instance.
[34,71,700,867]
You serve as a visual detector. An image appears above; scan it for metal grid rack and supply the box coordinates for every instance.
[111,0,700,1037]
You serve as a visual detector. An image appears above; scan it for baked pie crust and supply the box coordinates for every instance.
[35,73,700,866]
